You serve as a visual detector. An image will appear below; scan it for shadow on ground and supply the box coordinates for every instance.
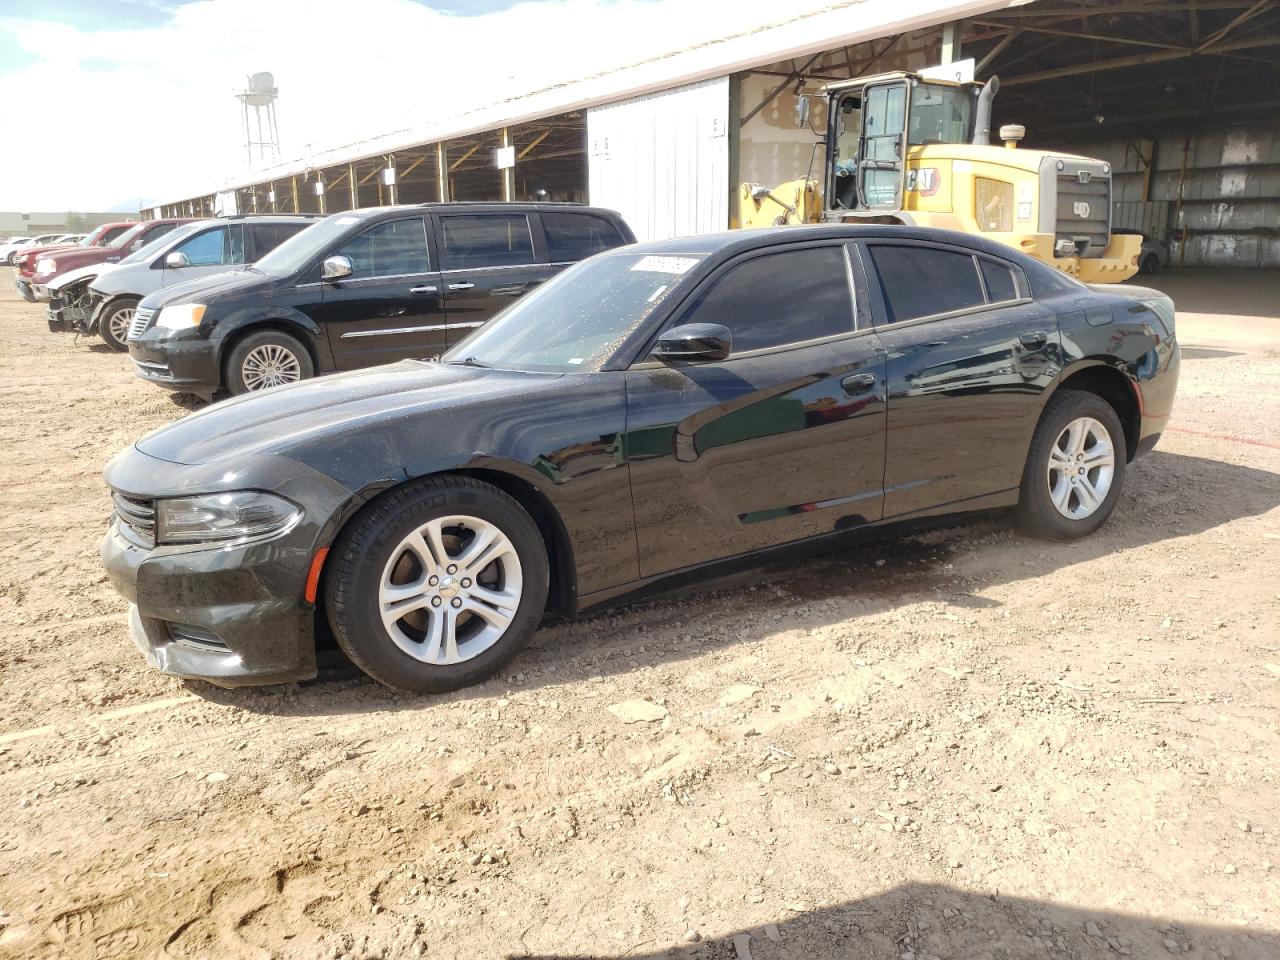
[514,882,1275,959]
[190,449,1280,716]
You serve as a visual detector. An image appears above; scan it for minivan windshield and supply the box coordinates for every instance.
[440,251,702,373]
[253,213,364,275]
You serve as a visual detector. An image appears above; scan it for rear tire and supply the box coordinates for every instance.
[326,476,550,694]
[1016,389,1127,541]
[1140,253,1160,275]
[225,329,314,395]
[98,299,138,352]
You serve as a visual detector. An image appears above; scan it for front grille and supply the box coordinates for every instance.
[128,306,155,341]
[112,492,156,546]
[1055,172,1111,258]
[975,177,1013,232]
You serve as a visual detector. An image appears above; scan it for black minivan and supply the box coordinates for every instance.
[127,203,636,398]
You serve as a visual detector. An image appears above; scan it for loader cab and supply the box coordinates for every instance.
[826,73,981,214]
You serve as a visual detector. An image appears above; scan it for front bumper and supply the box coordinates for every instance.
[128,330,221,396]
[14,276,35,302]
[47,294,88,332]
[101,447,358,687]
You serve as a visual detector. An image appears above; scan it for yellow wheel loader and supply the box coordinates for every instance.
[739,71,1141,283]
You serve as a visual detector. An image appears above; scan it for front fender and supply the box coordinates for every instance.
[209,306,336,371]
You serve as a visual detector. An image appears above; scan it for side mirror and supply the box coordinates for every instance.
[165,251,191,269]
[795,95,810,128]
[653,323,732,362]
[321,255,353,281]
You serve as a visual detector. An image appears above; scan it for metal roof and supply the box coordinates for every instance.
[164,0,1020,204]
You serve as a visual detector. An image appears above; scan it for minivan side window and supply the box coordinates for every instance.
[250,222,310,260]
[867,245,986,323]
[333,218,430,279]
[439,214,534,271]
[171,225,242,266]
[680,246,854,354]
[542,212,626,262]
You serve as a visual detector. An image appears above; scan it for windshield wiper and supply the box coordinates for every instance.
[446,356,488,368]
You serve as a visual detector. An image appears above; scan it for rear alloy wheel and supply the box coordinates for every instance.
[98,299,138,352]
[326,476,549,693]
[1016,389,1127,540]
[225,330,314,395]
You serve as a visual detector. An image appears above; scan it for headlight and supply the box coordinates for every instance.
[155,303,207,330]
[155,491,301,545]
[35,258,56,274]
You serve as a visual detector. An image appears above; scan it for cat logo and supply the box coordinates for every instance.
[1073,201,1092,218]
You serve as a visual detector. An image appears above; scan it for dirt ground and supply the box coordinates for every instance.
[0,266,1277,960]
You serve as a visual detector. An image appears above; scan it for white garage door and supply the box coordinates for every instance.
[588,77,729,243]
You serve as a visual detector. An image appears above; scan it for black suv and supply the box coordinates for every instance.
[127,203,635,398]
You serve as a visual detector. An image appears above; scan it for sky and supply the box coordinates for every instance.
[0,0,819,212]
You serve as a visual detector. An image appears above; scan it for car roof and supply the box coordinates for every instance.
[620,224,1050,265]
[335,202,621,219]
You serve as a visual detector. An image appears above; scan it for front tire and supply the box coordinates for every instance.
[98,299,138,352]
[1016,390,1126,540]
[225,329,314,395]
[1140,253,1160,275]
[325,476,550,694]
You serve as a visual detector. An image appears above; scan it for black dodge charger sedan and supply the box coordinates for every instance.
[102,225,1179,693]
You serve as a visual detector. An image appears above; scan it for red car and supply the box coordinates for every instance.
[16,219,196,302]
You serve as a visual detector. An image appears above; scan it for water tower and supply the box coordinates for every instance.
[237,72,281,168]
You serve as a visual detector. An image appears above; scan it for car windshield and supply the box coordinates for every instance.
[252,213,362,275]
[118,221,203,265]
[440,251,702,373]
[108,223,147,249]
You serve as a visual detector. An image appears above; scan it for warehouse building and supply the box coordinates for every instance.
[154,0,1280,268]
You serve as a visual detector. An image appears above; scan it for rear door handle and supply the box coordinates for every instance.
[841,372,877,395]
[410,285,438,294]
[1020,331,1048,348]
[447,282,475,291]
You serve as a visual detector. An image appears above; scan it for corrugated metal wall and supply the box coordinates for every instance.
[1054,123,1280,268]
[587,77,729,242]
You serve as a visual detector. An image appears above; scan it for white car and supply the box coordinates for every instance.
[1,237,35,264]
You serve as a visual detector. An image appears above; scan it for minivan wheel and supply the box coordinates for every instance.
[98,299,138,352]
[225,330,314,395]
[325,476,550,694]
[1016,389,1127,541]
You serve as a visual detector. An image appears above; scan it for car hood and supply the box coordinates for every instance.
[135,361,565,468]
[140,267,264,310]
[35,247,117,273]
[51,262,117,292]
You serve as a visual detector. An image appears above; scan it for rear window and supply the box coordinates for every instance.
[439,214,535,270]
[541,212,626,262]
[868,245,985,323]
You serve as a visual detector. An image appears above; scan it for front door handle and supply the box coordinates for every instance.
[1020,331,1048,349]
[447,282,475,291]
[841,372,877,395]
[410,285,438,294]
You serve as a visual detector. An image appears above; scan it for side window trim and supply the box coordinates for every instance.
[633,240,866,366]
[859,239,1032,329]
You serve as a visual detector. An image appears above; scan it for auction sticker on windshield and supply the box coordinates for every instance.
[630,256,698,275]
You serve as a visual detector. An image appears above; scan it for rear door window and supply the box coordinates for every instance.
[439,214,535,270]
[979,257,1019,303]
[332,217,430,278]
[867,244,985,323]
[541,212,626,262]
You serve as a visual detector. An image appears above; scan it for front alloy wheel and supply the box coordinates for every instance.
[326,476,549,693]
[225,330,315,395]
[99,301,137,352]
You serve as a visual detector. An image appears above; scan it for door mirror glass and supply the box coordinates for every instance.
[321,255,354,281]
[653,323,732,362]
[165,251,191,269]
